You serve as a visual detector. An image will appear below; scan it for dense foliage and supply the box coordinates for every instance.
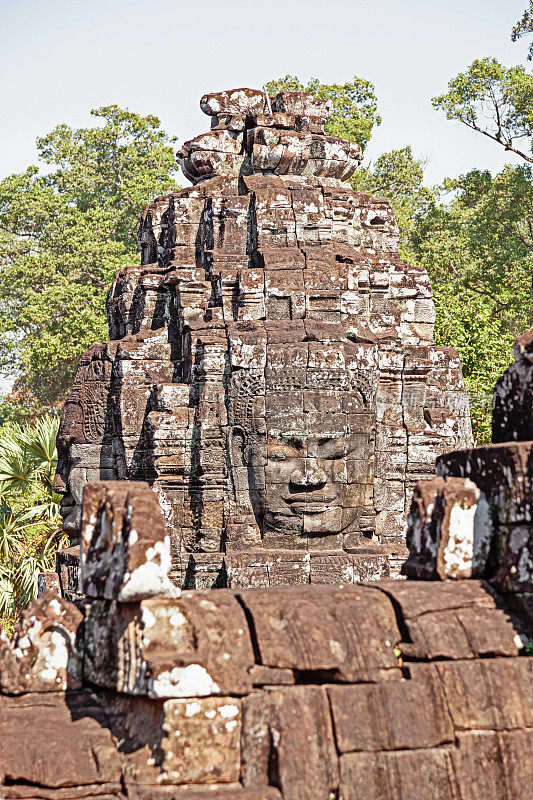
[409,167,533,442]
[0,106,179,413]
[0,415,65,632]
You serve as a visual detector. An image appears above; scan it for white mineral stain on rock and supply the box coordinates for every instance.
[141,605,157,631]
[40,631,69,682]
[169,610,187,628]
[444,503,476,577]
[129,529,138,545]
[185,700,202,716]
[219,704,239,718]
[149,664,220,698]
[49,599,62,615]
[329,639,346,661]
[119,535,179,601]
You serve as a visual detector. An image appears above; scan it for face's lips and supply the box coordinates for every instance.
[283,494,336,514]
[284,494,335,503]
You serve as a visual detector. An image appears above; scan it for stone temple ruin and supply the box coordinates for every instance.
[52,86,472,595]
[0,89,531,800]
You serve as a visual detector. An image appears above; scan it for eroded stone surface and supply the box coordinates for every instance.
[80,481,178,601]
[52,87,472,591]
[84,590,254,697]
[0,577,531,798]
[0,590,82,694]
[403,476,492,580]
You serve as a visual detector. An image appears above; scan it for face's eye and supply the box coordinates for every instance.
[267,438,302,461]
[312,437,344,460]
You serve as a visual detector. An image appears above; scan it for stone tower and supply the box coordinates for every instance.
[52,87,472,591]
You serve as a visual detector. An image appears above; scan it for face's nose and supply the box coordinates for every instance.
[52,440,70,494]
[290,457,327,489]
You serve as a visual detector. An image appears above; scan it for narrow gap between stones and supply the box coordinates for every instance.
[235,594,262,664]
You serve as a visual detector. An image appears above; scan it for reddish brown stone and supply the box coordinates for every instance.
[453,729,533,800]
[158,697,241,784]
[84,589,254,697]
[0,591,83,694]
[431,658,533,731]
[80,481,178,601]
[0,691,122,788]
[339,748,459,800]
[238,585,401,680]
[242,687,338,800]
[52,86,473,590]
[328,665,453,752]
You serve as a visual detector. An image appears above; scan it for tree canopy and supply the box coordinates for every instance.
[0,106,178,411]
[408,166,533,441]
[432,58,533,163]
[512,0,533,60]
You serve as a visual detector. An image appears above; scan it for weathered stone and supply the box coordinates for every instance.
[80,481,179,601]
[339,748,458,800]
[0,591,83,694]
[0,691,122,788]
[403,476,492,579]
[492,325,533,443]
[437,443,533,590]
[328,666,453,752]
[200,88,266,117]
[453,729,533,800]
[84,590,254,697]
[3,68,533,800]
[52,87,473,591]
[238,585,401,680]
[242,687,338,800]
[125,787,281,800]
[431,658,533,730]
[159,697,241,784]
[377,579,523,660]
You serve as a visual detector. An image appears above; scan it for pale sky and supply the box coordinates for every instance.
[0,0,530,186]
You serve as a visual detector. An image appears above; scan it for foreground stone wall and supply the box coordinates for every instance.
[1,480,531,800]
[1,599,531,793]
[51,88,472,592]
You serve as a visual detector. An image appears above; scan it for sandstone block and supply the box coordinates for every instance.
[238,585,401,680]
[0,591,82,694]
[242,686,338,800]
[84,590,254,697]
[159,697,241,784]
[80,481,179,601]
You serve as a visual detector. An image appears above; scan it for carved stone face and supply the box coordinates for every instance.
[259,432,355,536]
[231,383,376,547]
[52,346,115,539]
[53,440,85,534]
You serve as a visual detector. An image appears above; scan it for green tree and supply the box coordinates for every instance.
[0,106,179,412]
[266,75,381,151]
[512,1,533,60]
[351,146,435,251]
[432,58,533,163]
[409,166,533,442]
